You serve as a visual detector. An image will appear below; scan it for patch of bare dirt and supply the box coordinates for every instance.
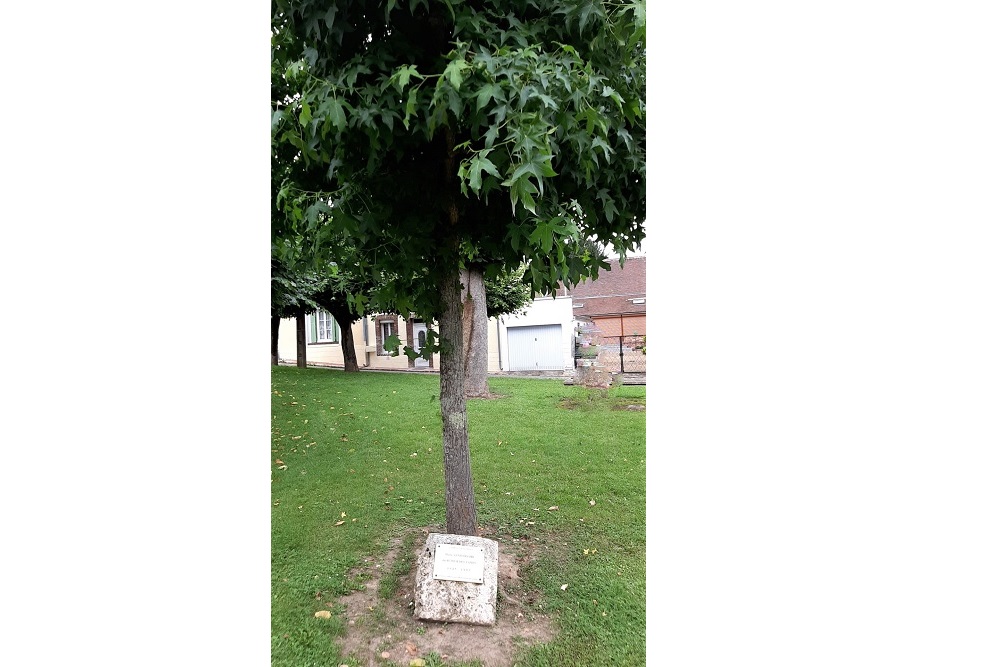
[336,525,556,667]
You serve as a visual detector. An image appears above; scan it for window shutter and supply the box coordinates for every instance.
[309,314,318,343]
[333,319,340,343]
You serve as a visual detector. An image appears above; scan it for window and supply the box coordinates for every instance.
[377,318,398,356]
[307,310,340,344]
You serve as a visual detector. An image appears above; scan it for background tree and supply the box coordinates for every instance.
[460,263,532,397]
[273,0,645,535]
[271,248,322,367]
[310,245,377,373]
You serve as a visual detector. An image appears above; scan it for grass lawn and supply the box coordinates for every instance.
[271,366,646,667]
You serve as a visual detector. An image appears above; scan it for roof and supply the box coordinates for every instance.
[568,255,646,317]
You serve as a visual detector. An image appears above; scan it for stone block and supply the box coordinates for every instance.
[413,532,499,626]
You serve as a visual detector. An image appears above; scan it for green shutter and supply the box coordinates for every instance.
[309,314,318,343]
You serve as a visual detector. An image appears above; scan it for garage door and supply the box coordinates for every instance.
[507,324,564,371]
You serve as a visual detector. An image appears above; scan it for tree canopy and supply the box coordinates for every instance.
[272,0,645,534]
[273,0,645,318]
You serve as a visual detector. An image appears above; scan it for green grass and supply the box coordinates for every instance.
[271,366,646,667]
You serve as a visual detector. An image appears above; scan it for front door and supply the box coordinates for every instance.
[412,322,429,368]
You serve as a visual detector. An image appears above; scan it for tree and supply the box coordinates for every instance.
[462,263,532,398]
[310,250,375,373]
[271,250,322,367]
[273,0,645,535]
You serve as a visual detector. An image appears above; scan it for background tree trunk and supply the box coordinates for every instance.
[461,267,491,397]
[271,315,281,365]
[440,267,478,535]
[296,313,307,369]
[332,310,360,372]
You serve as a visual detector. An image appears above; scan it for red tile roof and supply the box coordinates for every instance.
[568,256,646,317]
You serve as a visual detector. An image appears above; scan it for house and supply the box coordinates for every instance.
[274,256,644,375]
[486,293,575,373]
[568,255,646,339]
[275,312,441,371]
[275,297,575,375]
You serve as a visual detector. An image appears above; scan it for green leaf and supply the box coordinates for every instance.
[393,64,420,94]
[323,6,338,28]
[443,59,467,91]
[299,101,312,126]
[484,123,500,149]
[384,334,402,356]
[591,136,612,163]
[330,100,347,131]
[403,88,418,129]
[467,154,502,194]
[475,83,503,111]
[603,197,620,223]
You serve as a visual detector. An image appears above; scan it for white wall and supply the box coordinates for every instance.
[490,295,575,372]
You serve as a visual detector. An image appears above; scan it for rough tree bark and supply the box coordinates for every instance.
[331,309,360,372]
[461,267,491,398]
[441,266,478,535]
[271,315,281,366]
[316,294,362,372]
[295,312,307,369]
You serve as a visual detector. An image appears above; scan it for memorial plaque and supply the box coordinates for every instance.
[432,543,485,584]
[414,533,499,625]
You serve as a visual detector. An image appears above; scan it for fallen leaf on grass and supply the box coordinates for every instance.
[589,499,596,506]
[334,520,345,526]
[275,459,284,465]
[560,584,569,590]
[341,512,347,518]
[410,660,426,667]
[548,506,559,511]
[314,610,331,619]
[405,642,418,655]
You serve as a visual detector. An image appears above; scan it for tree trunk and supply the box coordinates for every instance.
[296,312,307,369]
[440,267,478,535]
[271,315,281,366]
[461,267,491,398]
[332,309,360,372]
